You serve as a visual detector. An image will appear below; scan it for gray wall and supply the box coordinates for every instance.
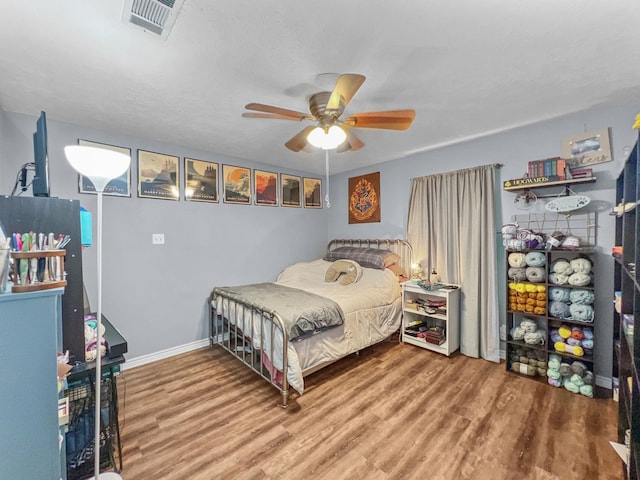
[2,101,638,379]
[326,101,640,380]
[0,111,328,360]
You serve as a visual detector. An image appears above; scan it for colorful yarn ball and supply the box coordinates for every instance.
[547,368,561,380]
[570,374,586,387]
[568,272,591,287]
[508,267,527,282]
[508,252,527,268]
[569,289,595,305]
[510,326,525,341]
[570,257,592,275]
[570,361,587,377]
[548,377,562,387]
[550,301,571,319]
[579,385,594,397]
[548,354,561,370]
[564,378,580,393]
[549,287,571,302]
[570,303,594,322]
[583,371,594,385]
[571,327,585,341]
[525,267,546,283]
[558,325,572,338]
[559,362,572,377]
[548,273,570,285]
[583,327,594,340]
[551,259,574,276]
[525,252,546,267]
[555,342,584,357]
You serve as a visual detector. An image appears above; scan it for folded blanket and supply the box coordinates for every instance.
[213,282,345,341]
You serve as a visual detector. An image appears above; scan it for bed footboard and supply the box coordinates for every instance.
[209,287,291,407]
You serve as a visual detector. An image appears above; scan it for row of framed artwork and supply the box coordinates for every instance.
[76,139,323,208]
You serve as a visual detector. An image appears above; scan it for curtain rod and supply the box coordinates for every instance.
[410,163,502,181]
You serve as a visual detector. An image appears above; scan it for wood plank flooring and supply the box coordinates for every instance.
[115,336,622,480]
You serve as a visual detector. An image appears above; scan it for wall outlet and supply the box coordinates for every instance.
[152,233,165,245]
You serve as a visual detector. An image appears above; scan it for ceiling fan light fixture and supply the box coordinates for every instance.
[307,125,347,150]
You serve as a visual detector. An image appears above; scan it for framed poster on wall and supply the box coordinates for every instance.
[77,139,131,197]
[137,149,179,200]
[303,177,322,208]
[348,171,380,223]
[280,174,301,207]
[222,164,251,204]
[254,169,278,206]
[185,158,218,202]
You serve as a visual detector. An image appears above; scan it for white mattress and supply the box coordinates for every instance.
[215,259,402,394]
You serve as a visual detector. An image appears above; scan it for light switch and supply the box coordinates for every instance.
[152,233,165,245]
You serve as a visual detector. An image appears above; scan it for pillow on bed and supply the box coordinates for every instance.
[386,263,408,282]
[324,259,363,285]
[324,246,400,270]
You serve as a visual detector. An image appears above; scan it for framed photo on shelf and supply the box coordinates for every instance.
[184,158,218,202]
[77,139,131,196]
[280,174,301,207]
[222,164,251,204]
[137,150,179,200]
[303,177,322,208]
[561,128,612,167]
[348,171,381,224]
[254,169,278,206]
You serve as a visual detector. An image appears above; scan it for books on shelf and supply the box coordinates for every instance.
[528,157,567,181]
[503,158,595,189]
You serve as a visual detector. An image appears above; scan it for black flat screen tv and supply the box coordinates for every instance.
[32,111,50,197]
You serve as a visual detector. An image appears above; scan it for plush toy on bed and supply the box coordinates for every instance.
[325,259,363,285]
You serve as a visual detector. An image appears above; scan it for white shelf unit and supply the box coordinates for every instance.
[401,281,460,356]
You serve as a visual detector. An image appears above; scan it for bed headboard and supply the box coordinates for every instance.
[327,239,413,276]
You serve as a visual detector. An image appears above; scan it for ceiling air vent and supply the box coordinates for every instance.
[122,0,186,40]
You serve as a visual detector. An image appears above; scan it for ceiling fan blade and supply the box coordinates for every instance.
[337,130,365,153]
[244,103,312,121]
[242,112,306,121]
[327,74,366,111]
[343,110,415,130]
[285,126,316,152]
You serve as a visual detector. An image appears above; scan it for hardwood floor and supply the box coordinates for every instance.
[115,337,621,480]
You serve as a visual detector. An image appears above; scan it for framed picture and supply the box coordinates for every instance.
[77,139,131,196]
[303,177,322,208]
[254,169,278,206]
[348,171,381,224]
[222,164,251,204]
[561,128,612,167]
[280,174,301,207]
[137,150,179,200]
[184,158,218,202]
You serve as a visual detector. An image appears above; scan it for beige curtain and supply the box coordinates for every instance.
[407,164,500,361]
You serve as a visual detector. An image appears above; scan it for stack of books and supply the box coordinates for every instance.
[527,157,567,181]
[425,326,446,345]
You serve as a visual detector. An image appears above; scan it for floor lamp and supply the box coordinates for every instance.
[65,145,130,480]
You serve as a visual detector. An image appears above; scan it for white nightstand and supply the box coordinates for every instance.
[401,281,460,356]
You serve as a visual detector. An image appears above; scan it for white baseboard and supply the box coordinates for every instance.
[122,338,210,370]
[596,375,612,390]
[501,348,610,390]
[122,340,613,393]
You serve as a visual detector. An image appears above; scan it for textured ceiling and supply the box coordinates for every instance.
[1,1,640,175]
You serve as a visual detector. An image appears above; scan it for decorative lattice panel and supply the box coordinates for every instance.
[510,212,596,247]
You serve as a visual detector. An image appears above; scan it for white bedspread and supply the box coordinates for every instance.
[214,259,402,394]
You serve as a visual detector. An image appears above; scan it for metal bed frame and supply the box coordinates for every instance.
[209,239,413,407]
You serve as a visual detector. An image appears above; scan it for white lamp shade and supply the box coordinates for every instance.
[64,145,131,193]
[307,125,347,150]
